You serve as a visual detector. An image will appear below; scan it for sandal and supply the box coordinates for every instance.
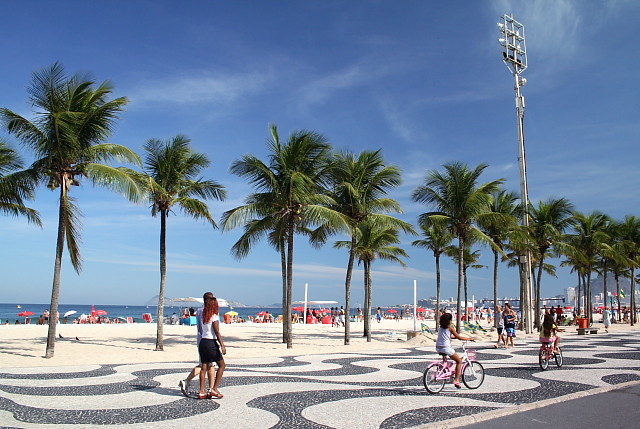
[209,390,224,399]
[454,382,462,389]
[198,392,209,400]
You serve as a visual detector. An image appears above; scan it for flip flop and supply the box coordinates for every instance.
[454,382,462,389]
[208,391,224,399]
[198,392,209,400]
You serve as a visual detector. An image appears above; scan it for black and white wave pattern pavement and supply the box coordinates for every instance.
[0,332,639,428]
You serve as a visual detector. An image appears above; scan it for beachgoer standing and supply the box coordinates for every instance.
[494,304,505,348]
[196,292,226,399]
[503,302,517,348]
[603,308,611,333]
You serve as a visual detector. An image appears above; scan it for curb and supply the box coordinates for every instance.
[415,379,640,429]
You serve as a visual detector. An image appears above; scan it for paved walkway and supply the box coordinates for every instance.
[0,332,638,428]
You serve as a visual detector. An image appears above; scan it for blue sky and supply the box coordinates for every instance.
[1,1,638,308]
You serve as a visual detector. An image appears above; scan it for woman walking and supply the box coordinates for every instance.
[197,292,226,399]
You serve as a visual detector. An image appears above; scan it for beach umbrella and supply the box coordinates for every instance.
[94,309,108,316]
[17,311,34,317]
[257,311,268,316]
[91,305,96,317]
[63,310,77,318]
[292,306,304,312]
[387,309,398,313]
[417,307,426,312]
[225,311,238,316]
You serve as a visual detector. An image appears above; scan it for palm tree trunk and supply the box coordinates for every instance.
[456,235,464,333]
[493,250,499,330]
[281,244,287,343]
[535,256,544,328]
[603,262,608,310]
[435,253,441,329]
[576,273,582,315]
[285,219,295,348]
[365,260,372,342]
[463,265,469,322]
[615,273,621,321]
[45,184,67,358]
[586,269,593,324]
[155,209,167,351]
[631,268,636,326]
[343,233,356,345]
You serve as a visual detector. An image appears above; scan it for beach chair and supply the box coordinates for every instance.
[474,322,488,332]
[126,317,133,324]
[142,313,153,323]
[421,323,434,334]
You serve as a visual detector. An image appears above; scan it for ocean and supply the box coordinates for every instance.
[0,303,374,325]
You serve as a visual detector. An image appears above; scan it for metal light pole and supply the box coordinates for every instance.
[498,14,534,334]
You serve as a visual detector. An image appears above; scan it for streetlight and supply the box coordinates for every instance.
[498,14,534,334]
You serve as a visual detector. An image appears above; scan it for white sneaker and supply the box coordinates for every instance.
[179,380,188,397]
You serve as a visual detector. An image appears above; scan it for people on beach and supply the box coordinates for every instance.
[494,304,505,348]
[195,292,226,399]
[603,308,611,333]
[539,313,563,353]
[503,302,517,348]
[435,312,475,388]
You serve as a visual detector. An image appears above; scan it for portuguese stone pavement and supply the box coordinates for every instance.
[0,332,639,428]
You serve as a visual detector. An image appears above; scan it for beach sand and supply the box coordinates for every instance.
[1,318,637,368]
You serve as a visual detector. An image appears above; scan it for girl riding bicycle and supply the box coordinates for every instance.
[436,312,475,388]
[540,313,563,353]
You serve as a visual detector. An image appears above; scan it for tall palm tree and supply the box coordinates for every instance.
[479,190,519,327]
[412,216,453,328]
[0,140,41,225]
[327,149,411,344]
[566,211,610,323]
[447,244,486,321]
[335,219,408,341]
[412,161,503,332]
[526,198,574,327]
[619,215,640,325]
[222,124,346,348]
[140,135,226,351]
[0,63,141,357]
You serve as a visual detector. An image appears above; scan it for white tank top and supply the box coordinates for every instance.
[436,327,451,348]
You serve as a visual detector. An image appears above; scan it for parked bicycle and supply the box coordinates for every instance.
[538,341,563,370]
[423,341,485,393]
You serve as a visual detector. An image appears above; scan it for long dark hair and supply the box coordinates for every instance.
[541,313,555,336]
[203,292,219,324]
[439,312,452,329]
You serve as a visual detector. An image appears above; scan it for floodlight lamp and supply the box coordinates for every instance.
[499,38,507,47]
[497,22,505,30]
[519,77,527,86]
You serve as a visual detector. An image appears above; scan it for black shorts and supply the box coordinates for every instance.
[497,327,504,335]
[198,338,223,364]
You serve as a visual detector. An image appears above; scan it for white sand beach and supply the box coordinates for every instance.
[1,318,637,368]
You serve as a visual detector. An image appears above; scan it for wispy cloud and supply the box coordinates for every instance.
[128,70,272,107]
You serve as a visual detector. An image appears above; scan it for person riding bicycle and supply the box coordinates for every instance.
[539,313,563,353]
[436,312,475,389]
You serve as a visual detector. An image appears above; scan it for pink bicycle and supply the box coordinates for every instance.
[423,341,485,393]
[538,341,563,370]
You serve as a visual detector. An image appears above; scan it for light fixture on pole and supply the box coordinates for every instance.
[498,14,534,334]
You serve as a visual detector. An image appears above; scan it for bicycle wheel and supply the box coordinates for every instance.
[423,364,445,394]
[555,348,563,367]
[539,348,549,370]
[462,361,485,389]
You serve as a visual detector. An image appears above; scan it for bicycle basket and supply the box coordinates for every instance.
[466,350,477,360]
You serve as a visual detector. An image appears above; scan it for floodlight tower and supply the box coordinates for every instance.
[498,14,534,334]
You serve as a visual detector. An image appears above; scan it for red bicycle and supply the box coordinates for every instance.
[539,341,563,370]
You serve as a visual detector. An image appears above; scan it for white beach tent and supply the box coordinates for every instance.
[167,297,229,307]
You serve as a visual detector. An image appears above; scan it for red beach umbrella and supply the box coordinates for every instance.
[18,311,34,317]
[94,309,108,316]
[292,306,304,312]
[387,309,398,313]
[257,311,268,316]
[417,308,426,312]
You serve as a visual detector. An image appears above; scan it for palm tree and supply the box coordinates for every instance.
[479,190,519,327]
[619,215,640,325]
[0,140,41,225]
[526,198,574,327]
[327,149,411,344]
[0,63,141,357]
[447,244,486,322]
[335,219,408,341]
[412,161,503,332]
[222,124,346,348]
[412,216,453,328]
[140,135,226,351]
[566,211,610,323]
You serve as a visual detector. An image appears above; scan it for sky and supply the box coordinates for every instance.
[1,1,639,308]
